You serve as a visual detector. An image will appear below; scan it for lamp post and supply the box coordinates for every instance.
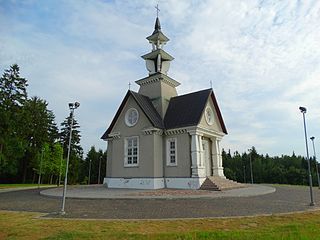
[37,148,44,189]
[310,136,320,189]
[88,159,92,185]
[98,156,102,184]
[60,101,80,215]
[58,151,63,187]
[248,149,254,184]
[299,106,315,206]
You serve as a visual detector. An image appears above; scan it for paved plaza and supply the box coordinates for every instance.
[0,185,319,219]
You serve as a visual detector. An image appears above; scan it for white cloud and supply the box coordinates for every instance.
[1,0,320,156]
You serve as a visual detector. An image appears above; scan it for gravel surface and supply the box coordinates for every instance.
[0,185,319,219]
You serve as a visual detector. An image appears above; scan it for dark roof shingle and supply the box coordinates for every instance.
[101,91,164,140]
[164,89,227,134]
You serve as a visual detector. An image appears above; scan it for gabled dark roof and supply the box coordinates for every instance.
[101,91,164,140]
[131,91,164,129]
[164,89,227,134]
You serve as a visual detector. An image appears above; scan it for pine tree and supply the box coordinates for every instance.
[21,97,59,182]
[59,114,83,184]
[0,64,28,181]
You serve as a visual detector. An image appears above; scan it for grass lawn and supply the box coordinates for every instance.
[0,184,55,189]
[0,210,320,240]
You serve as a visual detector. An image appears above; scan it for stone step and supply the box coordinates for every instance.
[200,176,245,191]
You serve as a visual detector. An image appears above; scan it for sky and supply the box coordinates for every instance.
[1,0,320,157]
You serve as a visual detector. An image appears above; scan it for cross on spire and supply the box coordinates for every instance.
[155,4,160,18]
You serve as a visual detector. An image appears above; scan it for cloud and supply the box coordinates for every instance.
[1,0,320,156]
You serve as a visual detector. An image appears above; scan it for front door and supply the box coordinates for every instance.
[202,139,211,176]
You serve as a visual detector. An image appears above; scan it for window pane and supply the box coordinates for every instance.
[128,157,132,164]
[133,148,137,155]
[133,138,137,146]
[133,156,137,164]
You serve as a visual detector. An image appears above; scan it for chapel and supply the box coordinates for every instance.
[101,16,236,190]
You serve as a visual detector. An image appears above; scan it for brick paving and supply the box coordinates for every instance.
[0,185,319,219]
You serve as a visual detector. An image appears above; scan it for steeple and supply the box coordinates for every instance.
[142,17,173,76]
[135,15,180,118]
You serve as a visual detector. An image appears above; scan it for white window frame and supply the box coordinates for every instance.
[124,136,139,167]
[166,138,177,166]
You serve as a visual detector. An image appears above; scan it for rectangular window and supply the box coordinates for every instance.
[124,136,139,167]
[166,138,177,166]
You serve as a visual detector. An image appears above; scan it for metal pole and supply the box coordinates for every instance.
[98,156,102,184]
[310,137,320,189]
[249,150,254,184]
[60,109,74,215]
[58,153,63,187]
[38,148,44,188]
[88,159,92,185]
[301,109,315,206]
[243,165,246,183]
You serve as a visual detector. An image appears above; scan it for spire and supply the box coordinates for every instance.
[136,8,180,118]
[147,16,169,49]
[153,17,161,34]
[142,16,173,76]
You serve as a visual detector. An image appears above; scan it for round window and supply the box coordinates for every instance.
[205,107,214,126]
[125,108,139,127]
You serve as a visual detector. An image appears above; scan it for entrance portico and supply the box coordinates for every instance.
[188,127,225,179]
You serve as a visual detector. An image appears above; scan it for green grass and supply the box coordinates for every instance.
[1,210,320,239]
[0,184,54,189]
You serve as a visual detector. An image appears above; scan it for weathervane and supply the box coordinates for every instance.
[155,3,160,18]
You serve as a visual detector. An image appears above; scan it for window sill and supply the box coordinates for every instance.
[124,165,139,168]
[166,164,177,167]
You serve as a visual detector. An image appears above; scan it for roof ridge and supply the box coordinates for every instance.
[171,88,212,100]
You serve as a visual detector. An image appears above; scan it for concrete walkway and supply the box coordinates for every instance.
[0,185,319,219]
[40,184,275,199]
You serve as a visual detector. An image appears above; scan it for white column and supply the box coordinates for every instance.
[211,138,225,177]
[191,134,198,167]
[198,135,204,166]
[190,132,205,177]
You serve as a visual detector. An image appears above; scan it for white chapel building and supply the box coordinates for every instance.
[101,16,236,190]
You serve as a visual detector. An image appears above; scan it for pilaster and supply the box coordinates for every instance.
[189,131,205,177]
[211,137,225,177]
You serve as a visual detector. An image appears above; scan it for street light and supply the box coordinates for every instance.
[60,101,80,215]
[37,148,44,189]
[299,106,315,206]
[98,156,102,184]
[310,136,320,189]
[248,148,254,184]
[88,158,92,185]
[58,151,63,187]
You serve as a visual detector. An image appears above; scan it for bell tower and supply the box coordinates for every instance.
[135,16,180,118]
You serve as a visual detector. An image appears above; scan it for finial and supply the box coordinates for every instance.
[155,4,160,18]
[128,82,131,90]
[210,80,212,89]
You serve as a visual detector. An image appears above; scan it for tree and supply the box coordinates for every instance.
[0,64,59,183]
[0,64,28,182]
[59,114,83,184]
[222,147,314,186]
[20,97,58,182]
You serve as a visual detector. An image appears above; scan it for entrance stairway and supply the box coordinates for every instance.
[200,176,245,191]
